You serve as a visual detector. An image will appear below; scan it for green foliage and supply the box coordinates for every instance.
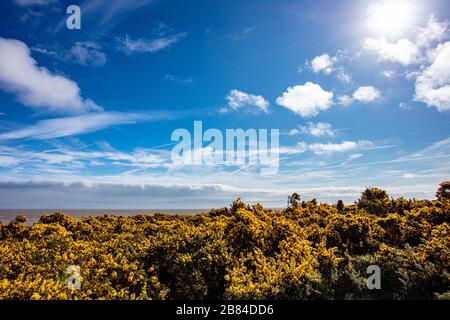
[0,185,449,300]
[436,181,450,201]
[357,187,390,216]
[287,193,301,208]
[336,200,345,213]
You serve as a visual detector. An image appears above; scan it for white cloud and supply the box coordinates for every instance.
[0,112,156,140]
[337,95,353,106]
[308,53,351,83]
[366,1,413,36]
[224,27,255,41]
[343,153,363,165]
[399,102,412,111]
[337,86,381,106]
[80,0,154,29]
[363,37,419,65]
[336,68,352,83]
[381,70,396,78]
[300,122,335,137]
[0,37,101,114]
[223,89,269,113]
[0,179,291,209]
[288,128,299,136]
[0,136,446,208]
[117,33,186,54]
[0,144,169,169]
[363,15,449,67]
[14,0,54,6]
[276,82,333,117]
[414,41,450,111]
[298,140,372,155]
[416,15,448,48]
[70,42,107,66]
[165,74,194,85]
[33,42,106,67]
[0,156,19,167]
[31,47,57,56]
[310,54,335,74]
[353,86,381,103]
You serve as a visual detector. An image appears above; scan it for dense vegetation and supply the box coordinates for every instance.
[0,182,449,300]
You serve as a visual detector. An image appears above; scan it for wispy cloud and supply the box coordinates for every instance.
[81,0,154,29]
[70,42,107,66]
[392,137,450,163]
[117,33,186,55]
[14,0,55,6]
[224,27,255,41]
[0,112,162,141]
[0,156,19,167]
[298,140,373,155]
[32,41,107,67]
[165,74,194,85]
[306,51,351,83]
[342,153,363,165]
[415,15,448,48]
[0,135,447,207]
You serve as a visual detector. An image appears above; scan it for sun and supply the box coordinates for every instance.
[366,1,414,36]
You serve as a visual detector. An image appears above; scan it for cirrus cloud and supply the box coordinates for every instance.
[0,112,160,141]
[117,33,186,55]
[70,41,107,66]
[14,0,55,6]
[298,140,373,156]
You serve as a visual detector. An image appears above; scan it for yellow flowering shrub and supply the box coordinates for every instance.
[0,186,449,300]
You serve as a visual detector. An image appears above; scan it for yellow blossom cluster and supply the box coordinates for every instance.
[0,186,448,300]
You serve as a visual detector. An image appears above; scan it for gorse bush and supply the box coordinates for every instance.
[437,181,450,201]
[0,184,449,300]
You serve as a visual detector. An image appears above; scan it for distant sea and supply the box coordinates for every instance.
[0,209,208,225]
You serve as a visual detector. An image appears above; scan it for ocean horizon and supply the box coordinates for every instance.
[0,209,209,225]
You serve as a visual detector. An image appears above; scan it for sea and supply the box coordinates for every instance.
[0,209,208,225]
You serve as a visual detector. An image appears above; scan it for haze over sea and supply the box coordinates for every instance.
[0,209,207,225]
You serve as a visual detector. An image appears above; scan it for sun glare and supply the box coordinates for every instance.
[366,1,414,36]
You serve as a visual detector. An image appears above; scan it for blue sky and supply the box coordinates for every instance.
[0,0,449,208]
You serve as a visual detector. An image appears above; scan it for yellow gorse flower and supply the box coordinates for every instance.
[0,188,449,300]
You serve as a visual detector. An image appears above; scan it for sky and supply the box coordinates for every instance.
[0,0,449,209]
